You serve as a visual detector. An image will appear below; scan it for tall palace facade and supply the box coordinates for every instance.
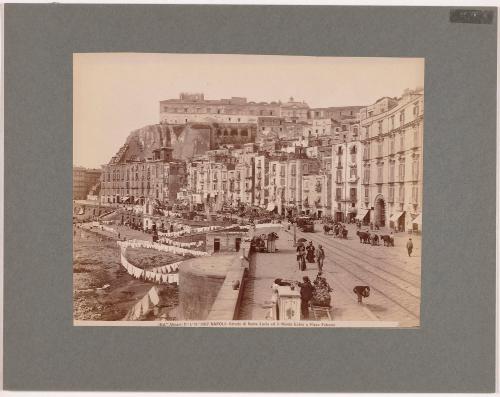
[331,87,424,231]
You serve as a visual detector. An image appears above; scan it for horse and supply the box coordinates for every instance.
[323,224,333,235]
[370,234,379,246]
[356,231,370,244]
[380,235,394,247]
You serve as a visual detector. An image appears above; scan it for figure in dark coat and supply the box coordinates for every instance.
[298,276,314,319]
[306,241,316,263]
[297,244,306,271]
[406,238,414,257]
[316,245,325,272]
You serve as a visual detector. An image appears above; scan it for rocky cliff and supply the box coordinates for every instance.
[110,123,213,164]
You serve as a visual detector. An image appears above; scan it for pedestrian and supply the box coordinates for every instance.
[317,244,325,272]
[406,238,414,257]
[296,244,306,271]
[306,241,316,263]
[267,231,277,253]
[118,232,121,239]
[297,276,314,320]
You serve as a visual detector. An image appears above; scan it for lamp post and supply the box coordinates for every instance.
[343,135,348,223]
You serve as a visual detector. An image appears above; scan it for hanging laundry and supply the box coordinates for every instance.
[149,286,160,305]
[140,294,150,316]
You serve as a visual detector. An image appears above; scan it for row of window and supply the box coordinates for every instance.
[361,127,420,159]
[360,160,420,184]
[360,185,419,204]
[365,100,421,125]
[163,106,277,116]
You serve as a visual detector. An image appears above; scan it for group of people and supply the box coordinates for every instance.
[250,232,279,253]
[297,272,332,319]
[272,272,333,320]
[296,241,325,272]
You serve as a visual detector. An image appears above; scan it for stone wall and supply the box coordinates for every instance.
[178,255,234,320]
[207,243,251,320]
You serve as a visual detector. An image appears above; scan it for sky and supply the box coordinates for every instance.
[74,53,424,168]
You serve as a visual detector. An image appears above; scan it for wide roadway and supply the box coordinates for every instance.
[294,222,421,327]
[239,222,421,327]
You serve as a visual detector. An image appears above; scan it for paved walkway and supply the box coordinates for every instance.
[238,229,376,322]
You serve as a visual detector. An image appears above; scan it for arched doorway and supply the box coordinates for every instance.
[374,195,386,227]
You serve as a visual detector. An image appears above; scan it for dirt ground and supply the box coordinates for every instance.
[73,229,179,321]
[125,246,185,269]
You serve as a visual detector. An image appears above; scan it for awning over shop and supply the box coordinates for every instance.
[355,208,370,221]
[267,202,276,211]
[389,211,405,222]
[412,213,422,226]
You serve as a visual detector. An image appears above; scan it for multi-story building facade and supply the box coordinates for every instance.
[100,147,186,206]
[73,166,102,200]
[358,88,424,231]
[332,137,363,222]
[160,93,311,125]
[301,173,329,218]
[253,153,270,209]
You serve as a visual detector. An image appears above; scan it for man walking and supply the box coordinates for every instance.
[317,244,325,272]
[406,238,414,257]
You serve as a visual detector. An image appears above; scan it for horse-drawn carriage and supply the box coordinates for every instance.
[296,216,315,233]
[323,222,348,239]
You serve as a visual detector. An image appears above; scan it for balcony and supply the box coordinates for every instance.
[348,176,359,183]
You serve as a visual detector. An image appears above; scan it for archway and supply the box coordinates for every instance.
[374,195,386,227]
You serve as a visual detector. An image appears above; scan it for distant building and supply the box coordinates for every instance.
[73,166,102,200]
[160,93,280,125]
[100,147,186,207]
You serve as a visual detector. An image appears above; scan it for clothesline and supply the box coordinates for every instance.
[124,285,161,321]
[118,239,210,257]
[119,250,181,284]
[157,225,221,238]
[157,224,240,238]
[158,236,202,249]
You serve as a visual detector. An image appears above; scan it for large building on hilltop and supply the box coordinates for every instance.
[160,93,363,126]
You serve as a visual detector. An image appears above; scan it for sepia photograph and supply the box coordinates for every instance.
[73,54,424,327]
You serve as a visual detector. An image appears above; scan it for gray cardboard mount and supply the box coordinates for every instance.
[3,4,497,392]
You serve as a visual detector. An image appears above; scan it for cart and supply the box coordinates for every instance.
[310,304,333,321]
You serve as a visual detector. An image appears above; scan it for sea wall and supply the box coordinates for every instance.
[177,255,234,320]
[207,243,251,320]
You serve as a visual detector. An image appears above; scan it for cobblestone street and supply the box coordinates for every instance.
[240,223,421,326]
